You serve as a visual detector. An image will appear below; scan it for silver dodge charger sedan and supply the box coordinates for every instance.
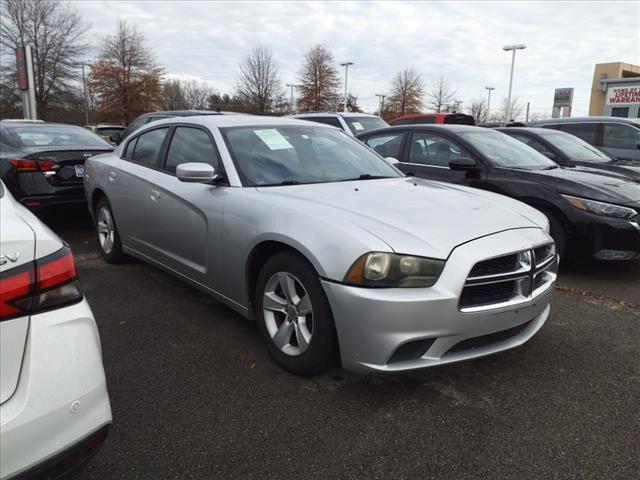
[84,115,557,375]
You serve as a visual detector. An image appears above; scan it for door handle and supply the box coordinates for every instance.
[150,189,160,201]
[108,171,117,182]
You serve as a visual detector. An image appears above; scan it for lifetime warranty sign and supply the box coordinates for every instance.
[606,86,640,105]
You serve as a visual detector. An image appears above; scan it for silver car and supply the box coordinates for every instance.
[84,115,557,375]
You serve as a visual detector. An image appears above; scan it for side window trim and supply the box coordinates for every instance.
[160,123,227,181]
[122,125,171,171]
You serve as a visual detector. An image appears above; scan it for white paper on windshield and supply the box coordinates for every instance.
[255,129,293,150]
[351,121,364,131]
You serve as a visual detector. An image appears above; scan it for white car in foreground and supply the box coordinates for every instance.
[0,181,111,479]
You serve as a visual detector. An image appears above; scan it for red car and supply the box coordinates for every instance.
[390,113,476,126]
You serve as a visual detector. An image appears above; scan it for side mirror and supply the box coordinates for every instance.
[176,162,218,183]
[385,156,400,165]
[110,132,122,144]
[449,157,478,171]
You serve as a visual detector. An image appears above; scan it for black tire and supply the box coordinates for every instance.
[255,251,339,375]
[95,197,127,264]
[542,209,567,260]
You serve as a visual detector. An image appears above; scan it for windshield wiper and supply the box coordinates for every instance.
[261,180,301,186]
[542,165,558,170]
[340,174,394,182]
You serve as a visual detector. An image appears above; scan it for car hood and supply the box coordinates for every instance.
[512,167,640,204]
[568,162,640,182]
[256,177,547,259]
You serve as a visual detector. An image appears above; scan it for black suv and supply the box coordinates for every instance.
[529,117,640,161]
[498,127,640,182]
[357,125,640,261]
[114,110,227,144]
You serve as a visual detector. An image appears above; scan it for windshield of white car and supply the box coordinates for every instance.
[460,131,558,170]
[8,125,112,148]
[221,125,401,186]
[543,133,613,163]
[343,116,389,135]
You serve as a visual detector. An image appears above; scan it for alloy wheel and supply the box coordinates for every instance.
[262,272,314,356]
[97,206,115,254]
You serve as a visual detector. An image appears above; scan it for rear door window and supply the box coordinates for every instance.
[130,128,169,168]
[302,116,344,129]
[363,132,405,158]
[602,123,639,150]
[165,127,220,173]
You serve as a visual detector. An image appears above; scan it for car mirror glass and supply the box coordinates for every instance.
[110,132,122,144]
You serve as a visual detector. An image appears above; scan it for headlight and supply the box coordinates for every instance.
[344,252,445,287]
[561,195,638,220]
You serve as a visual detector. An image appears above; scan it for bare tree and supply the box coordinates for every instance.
[385,67,424,118]
[182,79,216,110]
[468,97,488,123]
[235,46,283,114]
[0,0,88,119]
[89,20,164,123]
[296,44,341,112]
[499,96,523,121]
[425,76,456,113]
[0,65,21,118]
[162,79,186,110]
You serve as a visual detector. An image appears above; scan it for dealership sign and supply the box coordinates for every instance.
[552,88,574,118]
[606,86,640,105]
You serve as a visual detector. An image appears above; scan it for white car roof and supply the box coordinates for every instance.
[292,112,379,119]
[147,115,334,129]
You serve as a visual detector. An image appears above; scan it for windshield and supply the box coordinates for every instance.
[343,116,389,135]
[9,125,112,148]
[543,133,612,162]
[222,125,401,186]
[460,131,558,170]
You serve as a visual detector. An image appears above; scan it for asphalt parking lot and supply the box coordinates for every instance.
[48,210,640,480]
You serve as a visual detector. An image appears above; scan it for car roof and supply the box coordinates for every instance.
[142,110,224,117]
[291,112,379,118]
[140,114,335,129]
[357,124,486,137]
[1,120,86,129]
[530,116,640,126]
[497,127,565,135]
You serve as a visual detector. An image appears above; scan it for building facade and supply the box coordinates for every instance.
[589,62,640,118]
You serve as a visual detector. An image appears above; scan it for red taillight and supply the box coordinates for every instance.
[8,158,56,172]
[0,247,82,321]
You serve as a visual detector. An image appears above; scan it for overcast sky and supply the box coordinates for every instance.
[75,0,639,116]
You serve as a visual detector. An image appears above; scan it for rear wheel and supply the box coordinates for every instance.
[255,252,339,375]
[95,197,126,264]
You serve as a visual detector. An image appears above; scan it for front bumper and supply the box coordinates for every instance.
[322,228,556,373]
[570,209,640,260]
[0,300,112,480]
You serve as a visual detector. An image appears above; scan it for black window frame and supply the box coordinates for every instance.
[120,125,171,171]
[160,123,227,182]
[362,131,407,159]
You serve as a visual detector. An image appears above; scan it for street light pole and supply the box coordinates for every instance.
[340,61,354,112]
[375,93,386,116]
[81,63,89,125]
[286,83,297,114]
[484,86,495,121]
[502,44,526,121]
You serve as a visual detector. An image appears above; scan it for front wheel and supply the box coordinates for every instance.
[542,209,567,260]
[255,252,339,375]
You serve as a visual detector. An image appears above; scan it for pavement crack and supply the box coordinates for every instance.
[555,284,640,311]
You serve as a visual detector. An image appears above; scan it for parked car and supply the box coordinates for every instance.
[529,117,640,161]
[479,121,526,128]
[85,115,556,375]
[85,124,125,144]
[0,181,111,479]
[391,113,476,126]
[291,112,388,136]
[498,127,640,182]
[0,120,114,213]
[114,110,229,144]
[357,125,640,261]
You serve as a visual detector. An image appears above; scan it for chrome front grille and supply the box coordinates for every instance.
[460,243,557,312]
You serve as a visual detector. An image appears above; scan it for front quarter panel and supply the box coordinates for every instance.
[220,187,392,307]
